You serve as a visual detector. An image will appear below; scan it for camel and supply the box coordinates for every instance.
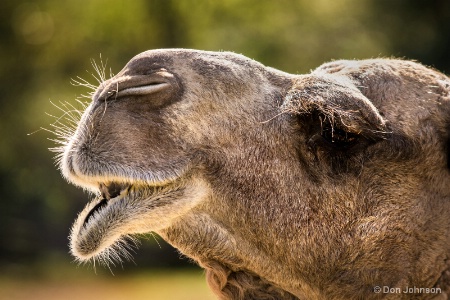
[56,49,450,299]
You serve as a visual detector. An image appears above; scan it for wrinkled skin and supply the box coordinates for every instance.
[59,49,450,299]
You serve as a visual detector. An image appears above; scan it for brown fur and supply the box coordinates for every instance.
[58,49,450,299]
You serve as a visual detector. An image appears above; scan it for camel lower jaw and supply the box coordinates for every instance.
[69,181,178,262]
[68,176,209,264]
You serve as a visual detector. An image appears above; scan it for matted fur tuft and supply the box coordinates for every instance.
[203,261,298,300]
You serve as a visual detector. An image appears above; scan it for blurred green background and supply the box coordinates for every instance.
[1,0,449,299]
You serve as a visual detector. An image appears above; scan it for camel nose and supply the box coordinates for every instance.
[92,69,182,109]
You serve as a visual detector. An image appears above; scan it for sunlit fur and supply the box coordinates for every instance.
[50,57,110,174]
[54,49,450,299]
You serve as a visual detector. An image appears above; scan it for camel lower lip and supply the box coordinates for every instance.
[81,182,131,227]
[69,186,143,260]
[83,198,108,227]
[68,175,207,263]
[69,180,180,260]
[79,187,130,230]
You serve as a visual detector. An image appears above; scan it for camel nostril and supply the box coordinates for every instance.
[115,82,171,98]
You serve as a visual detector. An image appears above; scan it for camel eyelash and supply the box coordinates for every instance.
[318,116,360,148]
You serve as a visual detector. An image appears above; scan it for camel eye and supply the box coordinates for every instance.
[320,118,359,148]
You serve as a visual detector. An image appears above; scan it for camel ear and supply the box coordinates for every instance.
[282,74,388,138]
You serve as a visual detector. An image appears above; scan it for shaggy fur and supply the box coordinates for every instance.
[56,49,450,299]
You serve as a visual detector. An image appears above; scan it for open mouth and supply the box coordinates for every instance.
[69,179,171,263]
[68,174,208,265]
[81,182,131,228]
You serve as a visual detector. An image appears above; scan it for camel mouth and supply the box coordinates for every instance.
[74,178,175,229]
[69,175,203,264]
[100,182,130,200]
[81,182,132,228]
